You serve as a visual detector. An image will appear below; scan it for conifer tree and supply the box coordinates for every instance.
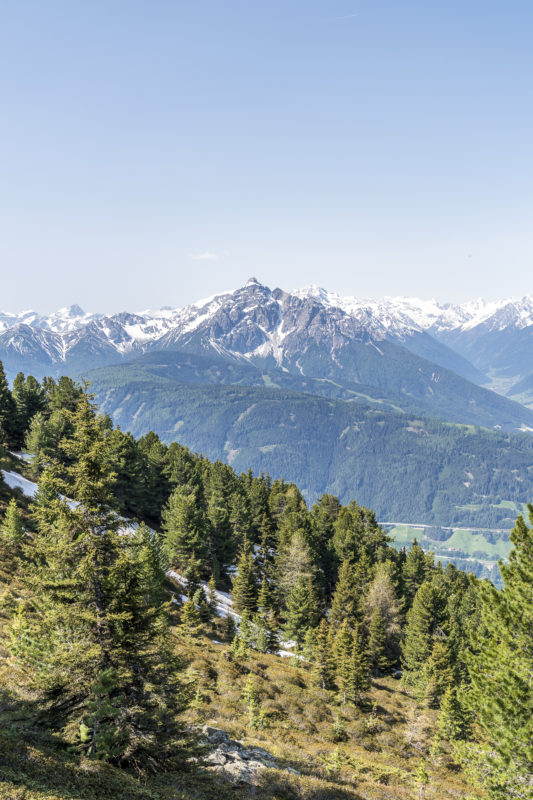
[162,484,210,579]
[0,360,16,448]
[0,497,25,545]
[207,574,218,618]
[401,578,447,696]
[364,561,403,666]
[222,613,237,643]
[367,606,389,675]
[465,506,533,799]
[334,620,369,705]
[282,575,318,645]
[330,557,361,629]
[231,534,257,614]
[12,372,45,448]
[0,498,25,585]
[180,599,204,637]
[311,618,335,690]
[422,640,454,708]
[434,686,470,745]
[349,623,370,702]
[257,575,271,613]
[402,541,432,607]
[5,392,188,765]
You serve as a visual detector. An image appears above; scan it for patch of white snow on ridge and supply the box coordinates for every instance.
[2,470,39,498]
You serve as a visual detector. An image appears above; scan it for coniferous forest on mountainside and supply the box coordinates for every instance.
[0,360,532,800]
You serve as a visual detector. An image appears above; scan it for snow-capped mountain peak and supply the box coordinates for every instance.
[1,281,533,384]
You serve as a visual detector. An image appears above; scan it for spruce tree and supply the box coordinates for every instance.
[333,620,353,704]
[330,557,361,628]
[401,578,447,697]
[5,392,188,765]
[282,575,318,645]
[231,535,257,614]
[0,497,25,545]
[367,606,389,676]
[12,372,45,448]
[162,484,210,579]
[465,506,533,799]
[364,561,403,667]
[311,618,335,690]
[349,623,370,702]
[422,640,453,708]
[179,599,204,637]
[434,686,470,745]
[0,360,16,448]
[402,541,432,607]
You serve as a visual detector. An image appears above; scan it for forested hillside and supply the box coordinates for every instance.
[0,360,532,800]
[86,356,533,531]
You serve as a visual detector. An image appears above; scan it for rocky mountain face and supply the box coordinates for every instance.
[2,278,533,408]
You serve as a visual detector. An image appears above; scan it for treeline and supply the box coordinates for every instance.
[0,362,531,799]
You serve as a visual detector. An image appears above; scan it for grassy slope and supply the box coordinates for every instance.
[0,619,486,800]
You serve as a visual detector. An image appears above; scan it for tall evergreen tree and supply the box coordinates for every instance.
[0,360,16,448]
[401,577,447,697]
[283,576,318,645]
[330,557,361,629]
[5,393,188,765]
[162,484,210,580]
[0,497,25,545]
[231,535,257,614]
[12,373,46,448]
[311,618,335,690]
[465,506,533,799]
[364,561,403,668]
[334,621,369,704]
[402,541,432,607]
[367,606,389,676]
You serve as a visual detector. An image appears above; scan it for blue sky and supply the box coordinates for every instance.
[1,0,532,312]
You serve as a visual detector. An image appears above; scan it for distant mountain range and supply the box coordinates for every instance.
[2,278,533,405]
[4,278,533,540]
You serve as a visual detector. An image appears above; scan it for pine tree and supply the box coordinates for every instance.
[330,558,361,628]
[231,535,257,614]
[0,498,25,585]
[401,578,447,697]
[206,463,236,576]
[350,623,370,702]
[257,575,271,613]
[0,360,16,448]
[12,372,46,448]
[283,576,318,645]
[422,640,454,708]
[0,498,25,545]
[162,484,210,579]
[311,618,335,690]
[402,541,432,607]
[180,599,204,637]
[222,613,237,643]
[4,392,189,766]
[207,574,218,618]
[364,561,403,667]
[465,506,533,799]
[434,686,470,744]
[333,620,353,703]
[367,606,389,675]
